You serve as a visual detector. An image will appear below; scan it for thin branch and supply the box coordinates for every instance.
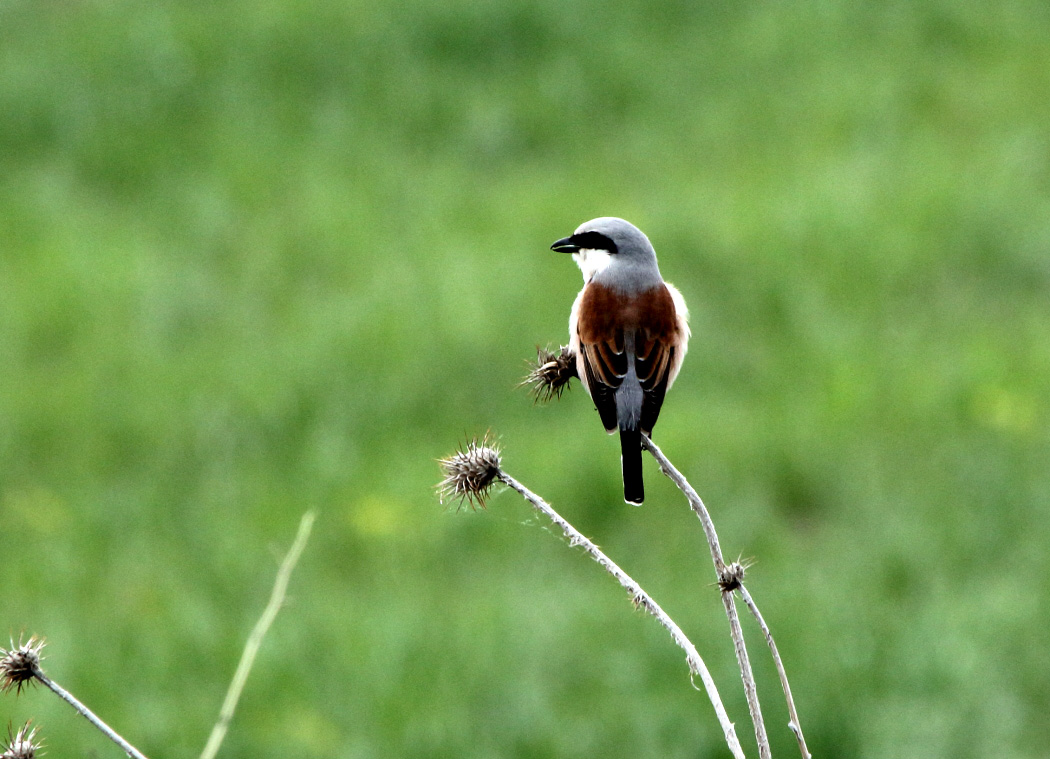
[642,434,771,759]
[199,510,316,759]
[496,471,746,759]
[33,669,149,759]
[719,590,769,758]
[738,586,812,759]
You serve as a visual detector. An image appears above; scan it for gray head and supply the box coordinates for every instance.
[551,217,662,289]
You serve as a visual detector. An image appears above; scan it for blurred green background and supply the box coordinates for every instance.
[3,0,1050,756]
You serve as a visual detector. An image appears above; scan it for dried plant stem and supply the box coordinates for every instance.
[642,435,771,759]
[32,668,149,759]
[199,510,316,759]
[497,471,746,759]
[720,591,769,758]
[738,586,812,759]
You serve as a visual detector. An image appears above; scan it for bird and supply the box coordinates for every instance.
[551,217,690,505]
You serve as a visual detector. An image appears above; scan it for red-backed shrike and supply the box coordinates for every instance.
[552,218,690,505]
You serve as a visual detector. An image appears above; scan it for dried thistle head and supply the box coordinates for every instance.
[3,722,41,759]
[520,345,577,403]
[0,638,44,695]
[717,560,751,593]
[437,436,503,509]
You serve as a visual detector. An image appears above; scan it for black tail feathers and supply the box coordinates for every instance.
[619,428,644,505]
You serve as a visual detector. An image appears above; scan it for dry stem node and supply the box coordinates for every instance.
[437,436,504,509]
[0,638,44,695]
[2,722,40,759]
[520,345,577,403]
[718,560,750,593]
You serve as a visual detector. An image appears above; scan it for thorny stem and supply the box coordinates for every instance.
[721,591,769,759]
[642,434,772,759]
[497,471,747,759]
[32,668,150,759]
[738,586,812,759]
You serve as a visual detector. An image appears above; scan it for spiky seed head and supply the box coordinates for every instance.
[3,722,41,759]
[521,345,578,403]
[0,638,44,695]
[717,560,750,593]
[437,437,503,509]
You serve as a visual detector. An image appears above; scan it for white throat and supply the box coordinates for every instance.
[571,248,613,282]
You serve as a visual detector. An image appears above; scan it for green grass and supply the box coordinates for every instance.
[3,0,1050,756]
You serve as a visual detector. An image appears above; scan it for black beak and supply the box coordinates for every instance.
[551,236,578,253]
